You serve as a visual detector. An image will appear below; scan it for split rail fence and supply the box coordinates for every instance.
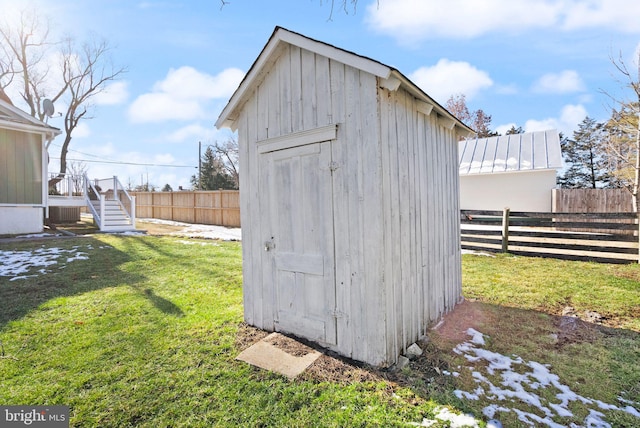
[461,209,639,264]
[131,191,241,227]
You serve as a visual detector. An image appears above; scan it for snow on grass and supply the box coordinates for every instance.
[139,218,242,241]
[0,244,105,281]
[449,329,640,427]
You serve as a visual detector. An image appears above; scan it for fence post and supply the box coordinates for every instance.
[502,207,510,253]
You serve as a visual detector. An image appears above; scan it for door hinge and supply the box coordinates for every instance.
[329,161,340,172]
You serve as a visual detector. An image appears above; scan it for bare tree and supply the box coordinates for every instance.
[0,7,125,182]
[0,8,64,118]
[601,50,640,210]
[67,161,88,195]
[445,94,497,138]
[57,37,126,178]
[213,137,239,188]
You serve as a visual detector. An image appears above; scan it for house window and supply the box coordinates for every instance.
[0,128,43,205]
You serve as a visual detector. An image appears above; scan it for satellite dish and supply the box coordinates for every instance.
[43,99,55,118]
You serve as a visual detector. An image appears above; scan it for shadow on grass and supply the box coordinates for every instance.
[0,236,145,329]
[141,288,184,317]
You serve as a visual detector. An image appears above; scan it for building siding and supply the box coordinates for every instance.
[0,128,43,205]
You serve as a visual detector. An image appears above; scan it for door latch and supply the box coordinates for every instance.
[264,237,275,252]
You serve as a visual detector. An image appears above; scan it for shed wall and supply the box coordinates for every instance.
[379,87,462,362]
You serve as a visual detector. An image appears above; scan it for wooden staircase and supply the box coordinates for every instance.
[90,199,136,232]
[47,174,137,232]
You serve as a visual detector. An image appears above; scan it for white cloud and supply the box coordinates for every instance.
[71,122,91,138]
[366,0,640,43]
[409,59,493,104]
[561,0,640,33]
[94,81,129,105]
[129,93,204,123]
[166,123,227,143]
[532,70,585,94]
[153,66,244,100]
[524,104,587,135]
[128,66,244,123]
[366,0,560,41]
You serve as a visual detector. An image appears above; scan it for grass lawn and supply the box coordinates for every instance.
[1,235,639,427]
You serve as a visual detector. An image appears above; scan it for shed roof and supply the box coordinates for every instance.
[459,129,562,175]
[215,26,473,137]
[0,98,61,138]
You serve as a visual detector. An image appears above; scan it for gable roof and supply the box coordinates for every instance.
[0,98,61,139]
[215,26,473,137]
[459,129,562,175]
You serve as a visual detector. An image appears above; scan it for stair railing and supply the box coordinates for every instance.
[83,173,104,229]
[112,176,136,228]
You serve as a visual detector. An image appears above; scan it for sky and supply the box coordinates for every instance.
[2,0,640,190]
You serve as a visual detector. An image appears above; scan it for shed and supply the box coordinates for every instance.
[216,27,473,366]
[459,130,562,212]
[0,98,60,235]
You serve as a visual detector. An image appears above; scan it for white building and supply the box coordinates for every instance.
[459,130,562,212]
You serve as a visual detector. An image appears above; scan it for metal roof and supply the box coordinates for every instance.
[459,129,562,175]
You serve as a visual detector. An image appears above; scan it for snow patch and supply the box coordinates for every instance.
[450,329,640,427]
[139,218,242,241]
[0,244,106,280]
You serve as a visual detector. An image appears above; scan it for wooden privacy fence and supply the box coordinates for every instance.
[553,188,633,213]
[461,209,639,264]
[131,191,240,227]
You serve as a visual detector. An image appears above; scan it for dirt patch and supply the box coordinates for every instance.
[235,322,270,351]
[265,333,316,357]
[431,299,494,346]
[553,315,600,348]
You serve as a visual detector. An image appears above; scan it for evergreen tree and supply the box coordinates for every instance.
[558,117,609,188]
[472,109,499,138]
[162,184,173,192]
[191,147,236,190]
[505,125,524,135]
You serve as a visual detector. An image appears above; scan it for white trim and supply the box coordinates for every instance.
[277,29,390,79]
[459,167,561,177]
[379,76,402,92]
[416,101,434,116]
[257,124,338,154]
[438,116,456,130]
[0,203,45,207]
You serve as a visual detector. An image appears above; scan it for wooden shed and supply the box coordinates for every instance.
[216,27,473,366]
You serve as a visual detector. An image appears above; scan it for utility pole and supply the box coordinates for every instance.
[198,141,202,190]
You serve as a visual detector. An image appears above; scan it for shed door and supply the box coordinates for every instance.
[260,139,337,346]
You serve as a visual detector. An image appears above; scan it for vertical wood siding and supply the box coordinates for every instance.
[237,43,461,366]
[378,87,462,364]
[0,129,43,205]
